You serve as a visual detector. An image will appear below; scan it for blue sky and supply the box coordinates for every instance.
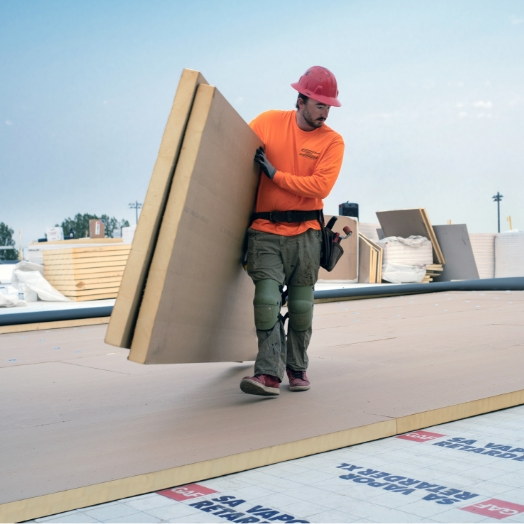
[1,0,523,247]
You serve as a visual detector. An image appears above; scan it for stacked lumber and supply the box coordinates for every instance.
[25,238,125,266]
[358,233,383,283]
[43,245,131,301]
[376,208,445,282]
[422,264,444,283]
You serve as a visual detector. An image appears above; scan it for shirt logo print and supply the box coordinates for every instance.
[299,148,320,160]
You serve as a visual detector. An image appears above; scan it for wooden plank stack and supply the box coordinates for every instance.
[423,264,445,282]
[43,245,131,301]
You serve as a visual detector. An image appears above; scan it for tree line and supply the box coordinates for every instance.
[58,213,130,240]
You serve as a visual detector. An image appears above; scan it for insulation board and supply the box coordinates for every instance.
[105,69,208,349]
[128,84,261,364]
[433,224,479,282]
[43,245,131,301]
[1,290,523,522]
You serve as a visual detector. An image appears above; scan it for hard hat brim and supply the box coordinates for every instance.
[291,82,342,107]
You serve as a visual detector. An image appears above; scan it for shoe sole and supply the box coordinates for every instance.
[240,378,280,396]
[289,384,310,392]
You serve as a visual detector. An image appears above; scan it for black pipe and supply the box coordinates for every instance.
[314,277,524,302]
[0,305,113,326]
[1,277,523,326]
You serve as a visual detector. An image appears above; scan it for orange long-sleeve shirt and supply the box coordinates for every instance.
[249,110,345,236]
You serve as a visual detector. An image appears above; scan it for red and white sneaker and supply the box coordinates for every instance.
[286,368,310,391]
[240,374,280,396]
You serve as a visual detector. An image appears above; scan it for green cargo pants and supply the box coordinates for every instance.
[245,228,321,380]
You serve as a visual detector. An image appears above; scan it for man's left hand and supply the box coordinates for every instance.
[254,147,276,179]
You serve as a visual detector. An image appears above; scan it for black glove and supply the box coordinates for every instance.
[254,147,276,179]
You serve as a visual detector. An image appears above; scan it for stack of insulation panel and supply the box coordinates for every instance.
[43,244,131,301]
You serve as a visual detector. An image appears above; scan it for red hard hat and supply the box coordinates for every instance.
[291,66,341,107]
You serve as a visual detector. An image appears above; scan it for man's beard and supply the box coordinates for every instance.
[303,110,325,129]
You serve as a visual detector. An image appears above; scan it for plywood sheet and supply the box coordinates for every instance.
[358,234,373,283]
[433,224,479,281]
[318,215,358,281]
[358,233,383,283]
[1,291,523,522]
[129,84,261,364]
[105,69,208,349]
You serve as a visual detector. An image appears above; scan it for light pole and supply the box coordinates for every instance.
[492,192,503,233]
[129,201,142,225]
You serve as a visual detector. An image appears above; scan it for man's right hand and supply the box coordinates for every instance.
[254,147,276,179]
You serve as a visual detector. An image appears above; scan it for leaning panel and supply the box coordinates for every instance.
[105,69,208,349]
[130,84,261,363]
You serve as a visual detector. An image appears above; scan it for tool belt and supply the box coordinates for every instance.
[249,209,344,272]
[250,210,322,223]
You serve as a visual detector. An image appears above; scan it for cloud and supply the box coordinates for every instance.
[510,14,524,25]
[4,120,13,126]
[473,100,493,109]
[456,100,494,118]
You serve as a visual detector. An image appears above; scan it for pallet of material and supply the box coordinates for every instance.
[376,208,446,266]
[376,208,446,283]
[43,245,131,301]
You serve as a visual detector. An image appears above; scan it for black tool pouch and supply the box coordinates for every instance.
[320,216,344,272]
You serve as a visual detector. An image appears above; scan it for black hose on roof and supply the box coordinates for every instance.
[1,277,523,326]
[314,277,524,302]
[0,305,113,326]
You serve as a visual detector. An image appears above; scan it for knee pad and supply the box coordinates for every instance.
[253,279,281,331]
[287,286,314,332]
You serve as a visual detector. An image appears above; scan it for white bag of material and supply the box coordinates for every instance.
[382,263,427,284]
[377,236,433,266]
[11,261,69,302]
[0,285,26,307]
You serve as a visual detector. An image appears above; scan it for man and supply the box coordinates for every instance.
[240,65,345,397]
